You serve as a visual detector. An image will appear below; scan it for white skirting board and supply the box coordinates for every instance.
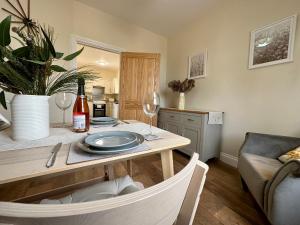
[220,152,238,168]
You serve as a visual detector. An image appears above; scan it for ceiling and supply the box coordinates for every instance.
[77,0,218,37]
[76,44,120,71]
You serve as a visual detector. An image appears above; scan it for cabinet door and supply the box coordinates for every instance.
[158,121,165,130]
[165,122,181,135]
[105,80,112,94]
[113,78,119,94]
[180,126,200,156]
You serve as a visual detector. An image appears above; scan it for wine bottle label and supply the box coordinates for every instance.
[73,115,86,129]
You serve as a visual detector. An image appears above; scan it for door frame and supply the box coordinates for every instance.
[70,35,125,68]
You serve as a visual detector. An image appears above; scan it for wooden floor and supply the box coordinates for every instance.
[0,151,270,225]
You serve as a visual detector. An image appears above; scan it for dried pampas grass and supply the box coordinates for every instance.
[168,79,195,93]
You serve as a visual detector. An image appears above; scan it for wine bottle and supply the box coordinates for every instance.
[73,78,90,132]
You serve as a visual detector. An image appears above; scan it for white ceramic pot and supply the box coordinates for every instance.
[178,92,185,110]
[11,95,50,141]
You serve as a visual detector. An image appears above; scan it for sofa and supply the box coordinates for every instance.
[238,132,300,225]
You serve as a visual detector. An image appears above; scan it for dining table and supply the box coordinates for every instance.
[0,121,190,187]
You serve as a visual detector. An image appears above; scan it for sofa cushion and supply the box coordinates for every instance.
[40,175,143,204]
[238,153,282,208]
[278,146,300,163]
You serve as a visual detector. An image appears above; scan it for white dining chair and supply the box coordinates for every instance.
[0,153,208,225]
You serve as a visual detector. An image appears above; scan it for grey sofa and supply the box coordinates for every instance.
[238,133,300,225]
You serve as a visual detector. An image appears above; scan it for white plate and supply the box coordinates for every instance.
[91,117,116,122]
[84,131,137,149]
[77,133,144,155]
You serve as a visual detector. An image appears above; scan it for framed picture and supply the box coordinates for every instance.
[188,50,207,79]
[249,15,297,69]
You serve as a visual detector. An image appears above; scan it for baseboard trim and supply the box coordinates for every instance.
[220,152,238,168]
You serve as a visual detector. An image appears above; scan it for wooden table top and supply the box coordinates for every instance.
[0,122,190,184]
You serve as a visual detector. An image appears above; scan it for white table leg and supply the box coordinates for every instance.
[160,150,174,180]
[126,160,133,177]
[104,164,114,180]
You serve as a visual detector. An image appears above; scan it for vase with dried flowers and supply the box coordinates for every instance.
[168,79,195,110]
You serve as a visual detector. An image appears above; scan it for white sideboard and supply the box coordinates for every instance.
[158,108,223,162]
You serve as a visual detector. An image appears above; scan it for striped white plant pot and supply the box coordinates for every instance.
[11,95,50,141]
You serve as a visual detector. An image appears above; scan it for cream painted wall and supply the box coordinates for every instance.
[167,0,300,157]
[0,0,167,123]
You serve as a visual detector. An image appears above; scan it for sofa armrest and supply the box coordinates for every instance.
[239,132,300,159]
[264,160,300,225]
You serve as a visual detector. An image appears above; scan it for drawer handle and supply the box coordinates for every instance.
[187,119,194,122]
[170,116,174,118]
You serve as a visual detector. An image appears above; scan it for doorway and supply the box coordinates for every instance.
[73,36,161,124]
[75,43,121,119]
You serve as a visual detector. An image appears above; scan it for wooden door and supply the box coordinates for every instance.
[119,52,160,125]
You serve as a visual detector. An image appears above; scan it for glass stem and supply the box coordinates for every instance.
[149,117,153,135]
[63,109,66,128]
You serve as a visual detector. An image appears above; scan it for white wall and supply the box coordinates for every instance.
[167,0,300,157]
[0,0,167,123]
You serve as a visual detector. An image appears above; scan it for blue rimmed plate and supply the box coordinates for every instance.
[90,117,117,125]
[78,132,144,155]
[84,131,137,149]
[91,117,116,122]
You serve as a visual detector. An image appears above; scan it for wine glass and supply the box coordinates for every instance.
[142,92,160,139]
[55,92,73,128]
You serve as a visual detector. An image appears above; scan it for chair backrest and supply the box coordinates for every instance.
[0,153,208,225]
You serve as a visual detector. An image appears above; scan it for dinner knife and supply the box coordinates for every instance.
[46,142,62,168]
[112,122,120,127]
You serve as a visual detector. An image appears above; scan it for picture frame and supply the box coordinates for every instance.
[249,14,297,69]
[188,49,207,79]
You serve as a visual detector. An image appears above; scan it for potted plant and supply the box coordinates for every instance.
[0,16,95,141]
[168,79,195,110]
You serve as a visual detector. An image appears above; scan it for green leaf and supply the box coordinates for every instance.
[50,65,67,72]
[63,47,84,61]
[40,27,56,58]
[22,59,46,65]
[40,40,50,61]
[0,91,7,110]
[45,67,97,96]
[55,52,64,59]
[13,46,30,57]
[0,16,11,47]
[0,62,33,91]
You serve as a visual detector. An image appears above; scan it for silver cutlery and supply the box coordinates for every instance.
[46,142,62,168]
[93,124,118,128]
[112,122,120,127]
[121,120,130,124]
